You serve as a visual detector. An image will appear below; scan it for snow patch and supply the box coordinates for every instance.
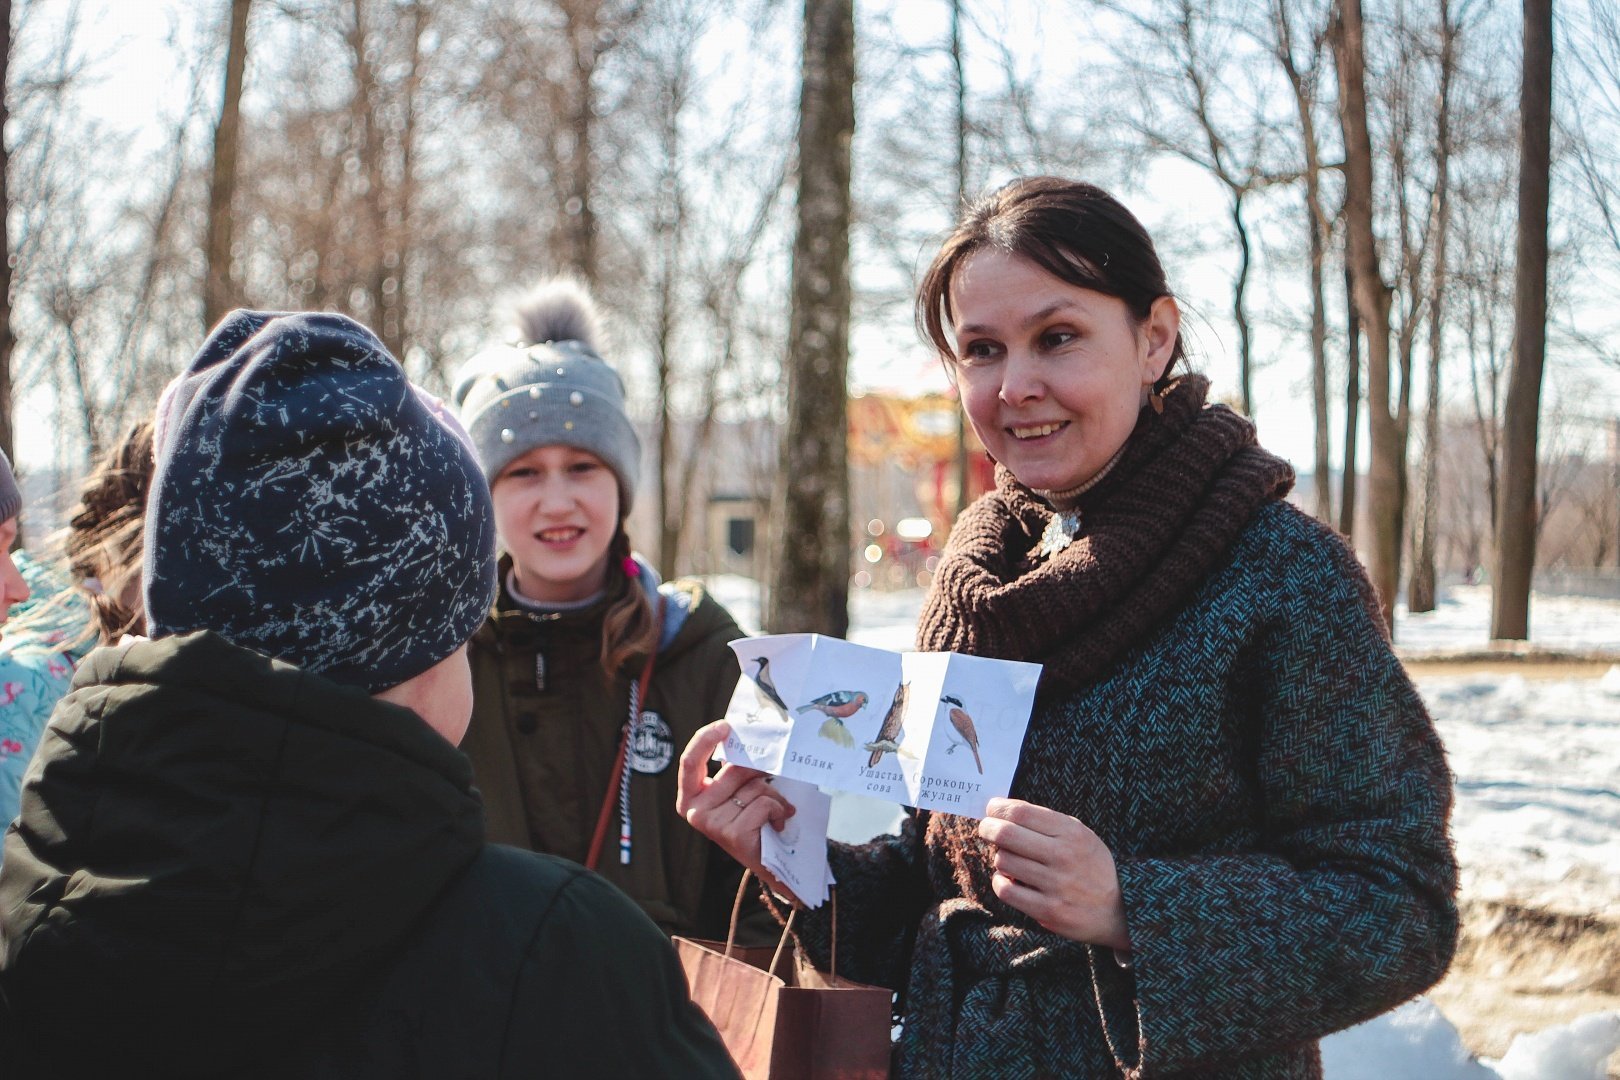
[1395,584,1620,652]
[1321,999,1497,1079]
[1491,1011,1620,1080]
[1322,1002,1620,1079]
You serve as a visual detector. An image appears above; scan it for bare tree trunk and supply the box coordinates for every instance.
[344,0,397,356]
[951,0,970,518]
[1340,240,1361,538]
[388,0,427,365]
[1271,0,1333,521]
[1308,203,1331,520]
[1379,0,1426,629]
[1466,281,1503,540]
[345,2,379,308]
[655,297,678,578]
[0,0,13,474]
[767,0,854,637]
[1409,0,1456,615]
[1492,0,1554,640]
[60,317,102,461]
[204,0,252,331]
[1333,0,1398,630]
[562,0,602,285]
[653,72,686,579]
[1230,192,1255,416]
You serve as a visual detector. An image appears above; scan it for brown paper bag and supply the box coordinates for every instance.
[675,881,891,1080]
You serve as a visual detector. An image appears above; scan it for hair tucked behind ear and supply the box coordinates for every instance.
[600,526,660,680]
[67,421,155,644]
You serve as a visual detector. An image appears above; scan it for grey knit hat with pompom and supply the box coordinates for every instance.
[453,281,641,513]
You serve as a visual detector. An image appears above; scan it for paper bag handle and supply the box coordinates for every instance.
[726,870,842,986]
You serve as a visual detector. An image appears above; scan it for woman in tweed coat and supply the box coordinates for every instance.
[678,177,1457,1078]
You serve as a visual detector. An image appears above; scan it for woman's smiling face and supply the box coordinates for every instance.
[948,249,1179,494]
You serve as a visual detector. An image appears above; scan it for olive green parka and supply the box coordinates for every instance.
[463,558,772,944]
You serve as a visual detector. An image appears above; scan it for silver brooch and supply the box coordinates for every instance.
[1038,510,1081,558]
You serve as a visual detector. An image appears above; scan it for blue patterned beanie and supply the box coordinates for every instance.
[0,449,20,523]
[144,310,497,692]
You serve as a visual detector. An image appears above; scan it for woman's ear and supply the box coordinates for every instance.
[1139,296,1182,383]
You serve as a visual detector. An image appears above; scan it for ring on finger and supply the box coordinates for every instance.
[730,796,747,809]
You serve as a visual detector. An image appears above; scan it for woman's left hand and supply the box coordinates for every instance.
[977,797,1130,950]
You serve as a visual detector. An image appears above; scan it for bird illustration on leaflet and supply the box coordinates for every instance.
[717,634,1041,820]
[747,656,791,721]
[797,690,869,748]
[941,694,984,775]
[864,682,909,767]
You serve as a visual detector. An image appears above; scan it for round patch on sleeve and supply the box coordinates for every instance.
[629,711,675,775]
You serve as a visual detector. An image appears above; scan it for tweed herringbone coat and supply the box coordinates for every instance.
[789,501,1458,1079]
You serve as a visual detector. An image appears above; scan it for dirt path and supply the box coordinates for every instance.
[1400,657,1618,679]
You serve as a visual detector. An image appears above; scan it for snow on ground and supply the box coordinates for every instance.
[1492,1011,1620,1080]
[1395,583,1619,653]
[700,575,1620,1075]
[1324,1001,1620,1080]
[1321,999,1501,1080]
[1433,671,1620,917]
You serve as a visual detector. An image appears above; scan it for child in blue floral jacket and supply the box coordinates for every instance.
[0,425,153,851]
[0,555,94,836]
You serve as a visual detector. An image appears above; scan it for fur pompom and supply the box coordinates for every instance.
[511,279,601,350]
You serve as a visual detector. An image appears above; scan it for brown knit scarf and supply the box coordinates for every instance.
[917,375,1296,696]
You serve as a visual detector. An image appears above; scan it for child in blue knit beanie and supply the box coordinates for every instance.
[0,450,33,633]
[0,310,735,1077]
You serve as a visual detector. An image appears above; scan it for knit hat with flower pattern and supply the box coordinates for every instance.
[144,310,497,692]
[452,280,641,513]
[0,449,20,523]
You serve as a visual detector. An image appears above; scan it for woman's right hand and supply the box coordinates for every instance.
[677,721,802,904]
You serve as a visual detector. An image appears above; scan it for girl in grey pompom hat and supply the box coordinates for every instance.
[455,282,641,510]
[451,281,770,945]
[452,280,644,613]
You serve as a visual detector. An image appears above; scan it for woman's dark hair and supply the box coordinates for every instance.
[916,176,1186,384]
